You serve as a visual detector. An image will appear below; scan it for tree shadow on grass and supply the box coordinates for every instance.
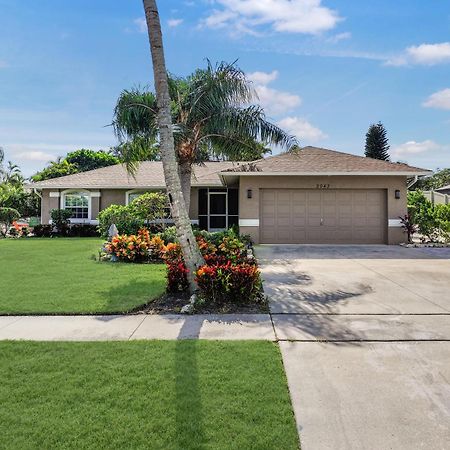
[174,320,206,449]
[100,280,166,314]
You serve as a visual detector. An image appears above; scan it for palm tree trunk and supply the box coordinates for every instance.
[142,0,204,293]
[178,160,192,214]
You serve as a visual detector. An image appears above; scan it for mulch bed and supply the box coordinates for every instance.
[134,292,269,315]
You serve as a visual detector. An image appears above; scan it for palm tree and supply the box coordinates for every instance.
[0,149,23,186]
[113,62,297,212]
[142,0,203,292]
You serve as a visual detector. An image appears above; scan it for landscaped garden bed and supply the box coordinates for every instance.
[0,340,299,450]
[100,226,268,314]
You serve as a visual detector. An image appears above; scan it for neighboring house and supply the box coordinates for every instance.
[436,185,450,195]
[28,146,429,244]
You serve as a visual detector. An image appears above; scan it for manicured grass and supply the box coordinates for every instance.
[0,238,166,314]
[0,341,299,450]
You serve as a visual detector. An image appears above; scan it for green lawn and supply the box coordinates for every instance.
[0,340,299,450]
[0,238,166,314]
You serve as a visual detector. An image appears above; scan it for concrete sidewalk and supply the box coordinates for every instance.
[0,314,275,341]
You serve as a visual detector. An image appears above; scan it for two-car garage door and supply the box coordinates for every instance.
[260,189,387,244]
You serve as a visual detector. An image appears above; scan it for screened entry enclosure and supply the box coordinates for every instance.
[198,188,238,231]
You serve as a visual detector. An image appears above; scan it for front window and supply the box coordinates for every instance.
[198,188,239,231]
[64,192,89,219]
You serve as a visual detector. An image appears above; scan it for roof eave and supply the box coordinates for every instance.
[219,170,431,177]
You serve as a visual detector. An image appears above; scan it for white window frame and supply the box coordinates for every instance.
[60,189,91,224]
[125,189,146,206]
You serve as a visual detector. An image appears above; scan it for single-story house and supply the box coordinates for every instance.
[29,146,430,244]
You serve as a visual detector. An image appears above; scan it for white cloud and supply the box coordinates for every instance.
[203,0,342,35]
[167,18,183,27]
[247,70,301,115]
[14,150,54,162]
[247,70,278,85]
[423,88,450,110]
[134,17,147,33]
[277,116,327,142]
[326,31,351,44]
[386,42,450,66]
[391,140,441,156]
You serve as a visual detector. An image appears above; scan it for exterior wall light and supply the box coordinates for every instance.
[395,189,401,199]
[247,189,253,199]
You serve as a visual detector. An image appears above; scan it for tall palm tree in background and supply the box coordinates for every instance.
[0,148,23,186]
[113,62,297,212]
[142,0,203,292]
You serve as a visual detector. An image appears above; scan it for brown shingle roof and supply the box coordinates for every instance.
[28,161,242,189]
[221,146,431,175]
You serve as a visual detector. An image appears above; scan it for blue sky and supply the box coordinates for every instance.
[1,0,449,176]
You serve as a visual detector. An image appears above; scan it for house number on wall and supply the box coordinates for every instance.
[316,183,330,189]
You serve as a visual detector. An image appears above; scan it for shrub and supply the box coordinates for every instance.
[0,207,20,237]
[162,242,189,292]
[68,224,99,237]
[129,192,168,224]
[32,224,52,237]
[98,204,144,238]
[162,232,258,302]
[158,226,178,244]
[195,262,262,305]
[50,209,72,235]
[408,191,450,242]
[103,229,163,263]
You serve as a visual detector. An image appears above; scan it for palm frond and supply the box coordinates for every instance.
[204,105,298,151]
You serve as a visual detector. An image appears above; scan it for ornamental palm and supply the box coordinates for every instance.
[112,61,298,212]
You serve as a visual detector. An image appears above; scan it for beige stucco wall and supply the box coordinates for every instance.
[40,190,61,224]
[238,175,407,245]
[100,189,127,211]
[40,188,200,224]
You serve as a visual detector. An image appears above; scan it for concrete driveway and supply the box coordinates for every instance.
[257,245,450,450]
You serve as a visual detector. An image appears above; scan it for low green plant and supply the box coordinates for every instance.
[97,204,144,238]
[50,209,72,235]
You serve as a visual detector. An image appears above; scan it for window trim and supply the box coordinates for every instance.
[60,189,91,223]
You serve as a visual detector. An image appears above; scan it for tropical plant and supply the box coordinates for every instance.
[112,63,297,213]
[122,0,205,293]
[32,149,119,181]
[364,122,390,161]
[399,214,417,243]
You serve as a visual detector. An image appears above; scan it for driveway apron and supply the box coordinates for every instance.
[257,244,450,450]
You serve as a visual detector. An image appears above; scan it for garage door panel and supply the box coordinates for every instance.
[261,189,386,244]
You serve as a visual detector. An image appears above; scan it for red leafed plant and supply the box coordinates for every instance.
[399,214,418,244]
[195,261,262,305]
